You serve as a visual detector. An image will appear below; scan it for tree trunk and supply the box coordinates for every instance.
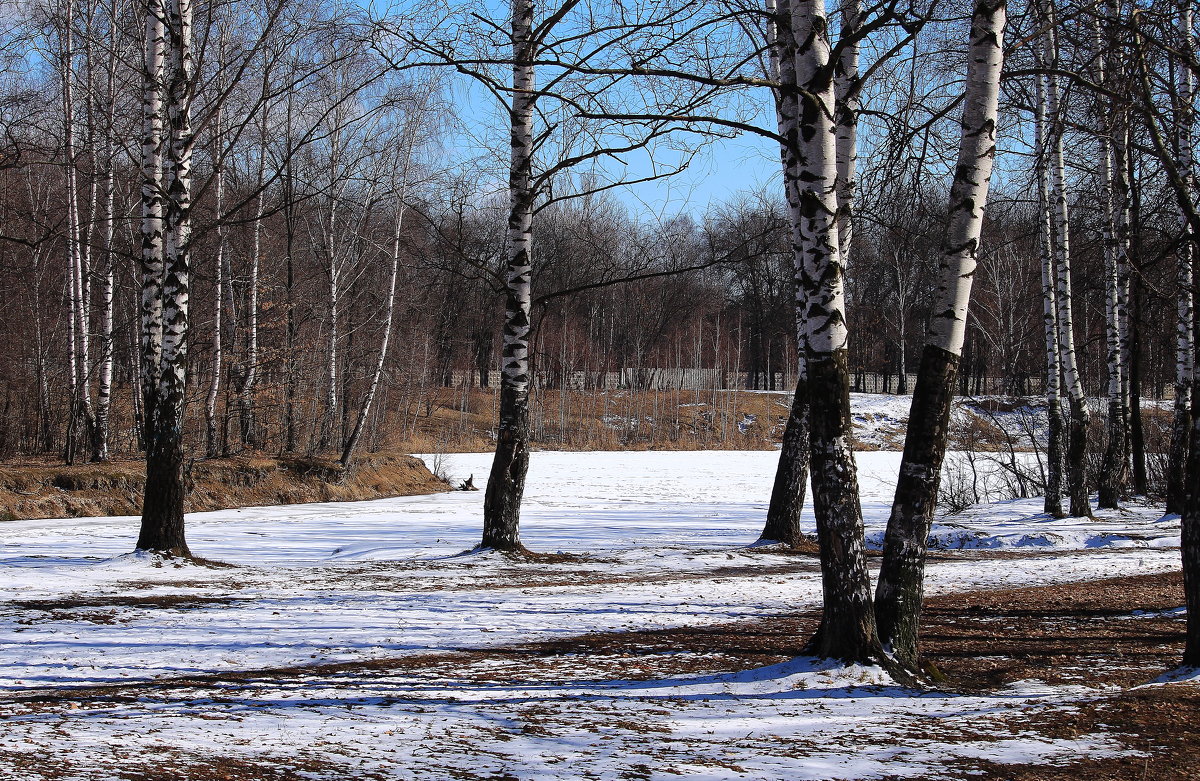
[1185,210,1200,667]
[206,105,225,459]
[139,0,165,455]
[1168,0,1195,516]
[1126,155,1147,494]
[788,0,882,664]
[1042,2,1090,518]
[875,0,1005,670]
[482,0,535,552]
[342,201,405,467]
[137,0,192,558]
[240,157,265,450]
[763,380,809,547]
[93,104,116,463]
[1034,62,1064,518]
[1097,29,1128,509]
[761,0,809,548]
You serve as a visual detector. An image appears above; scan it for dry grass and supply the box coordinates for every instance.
[0,451,450,521]
[383,387,807,453]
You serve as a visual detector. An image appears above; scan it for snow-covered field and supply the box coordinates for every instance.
[0,451,1185,780]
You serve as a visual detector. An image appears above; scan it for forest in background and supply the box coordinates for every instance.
[0,0,1190,465]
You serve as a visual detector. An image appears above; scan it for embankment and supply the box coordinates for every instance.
[0,452,450,520]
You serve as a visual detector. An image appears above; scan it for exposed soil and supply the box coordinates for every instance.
[0,451,450,520]
[1,568,1194,779]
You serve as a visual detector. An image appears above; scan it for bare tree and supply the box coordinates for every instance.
[874,0,1006,671]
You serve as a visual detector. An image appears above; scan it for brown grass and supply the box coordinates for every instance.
[0,451,450,521]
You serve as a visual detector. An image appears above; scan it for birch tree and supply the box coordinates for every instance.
[1040,0,1090,518]
[1167,0,1195,516]
[136,0,193,555]
[760,0,810,549]
[873,0,1004,670]
[788,0,886,663]
[1096,14,1130,510]
[1034,63,1064,518]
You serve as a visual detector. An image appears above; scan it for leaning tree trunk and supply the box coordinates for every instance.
[1167,0,1195,516]
[341,199,405,468]
[137,0,192,557]
[874,0,1004,671]
[1042,3,1090,518]
[1033,63,1065,518]
[787,0,881,664]
[205,105,225,458]
[482,0,535,552]
[761,0,809,548]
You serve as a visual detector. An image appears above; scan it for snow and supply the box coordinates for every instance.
[0,449,1185,779]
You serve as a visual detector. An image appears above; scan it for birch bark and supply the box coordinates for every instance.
[1034,65,1064,518]
[137,0,192,557]
[762,0,810,549]
[1167,0,1195,516]
[206,104,225,458]
[341,194,406,467]
[92,0,119,463]
[139,0,165,451]
[874,0,1005,669]
[1098,23,1129,509]
[787,0,883,663]
[482,0,535,552]
[1041,2,1090,518]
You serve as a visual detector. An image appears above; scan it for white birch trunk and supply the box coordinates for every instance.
[341,199,406,467]
[875,0,1005,669]
[137,0,192,557]
[139,0,166,446]
[762,0,810,548]
[1034,65,1064,518]
[241,184,264,449]
[206,105,225,458]
[834,0,860,266]
[1041,1,1090,517]
[482,0,536,551]
[791,0,882,664]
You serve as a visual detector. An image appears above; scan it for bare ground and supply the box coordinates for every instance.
[0,565,1194,780]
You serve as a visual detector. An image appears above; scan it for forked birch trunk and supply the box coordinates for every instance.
[874,0,1005,669]
[761,0,810,548]
[482,0,535,552]
[790,0,881,663]
[60,0,95,464]
[137,0,192,557]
